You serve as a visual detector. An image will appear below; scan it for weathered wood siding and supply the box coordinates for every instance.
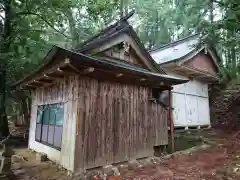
[184,52,217,75]
[29,75,168,171]
[29,76,78,171]
[74,77,168,170]
[102,46,146,67]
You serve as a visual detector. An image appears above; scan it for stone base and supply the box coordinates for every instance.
[0,171,15,180]
[128,160,142,170]
[154,145,167,157]
[103,165,120,177]
[0,174,8,180]
[36,153,47,162]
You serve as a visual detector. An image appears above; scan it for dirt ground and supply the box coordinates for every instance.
[12,149,71,180]
[11,129,240,180]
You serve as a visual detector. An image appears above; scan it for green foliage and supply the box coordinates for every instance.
[1,0,240,133]
[1,0,240,81]
[132,0,240,83]
[0,0,127,131]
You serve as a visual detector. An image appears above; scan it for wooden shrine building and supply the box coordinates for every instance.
[14,12,188,172]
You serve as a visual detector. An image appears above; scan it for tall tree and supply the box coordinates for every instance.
[0,0,12,136]
[0,0,75,136]
[0,0,129,133]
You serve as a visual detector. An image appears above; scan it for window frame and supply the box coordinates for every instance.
[35,103,64,150]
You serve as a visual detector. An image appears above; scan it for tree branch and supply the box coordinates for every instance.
[0,4,5,10]
[0,13,4,20]
[16,11,70,38]
[212,0,225,7]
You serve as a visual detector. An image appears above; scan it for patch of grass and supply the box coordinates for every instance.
[167,135,203,153]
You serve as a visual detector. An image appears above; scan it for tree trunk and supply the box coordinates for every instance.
[0,0,12,137]
[0,65,8,137]
[65,9,79,48]
[208,0,215,50]
[21,96,31,126]
[209,0,214,24]
[231,45,237,75]
[119,0,124,18]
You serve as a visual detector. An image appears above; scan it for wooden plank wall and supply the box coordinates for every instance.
[183,52,218,75]
[102,46,147,68]
[29,76,78,171]
[74,76,168,170]
[29,74,168,171]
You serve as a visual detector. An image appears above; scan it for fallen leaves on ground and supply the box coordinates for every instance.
[11,129,240,180]
[123,130,240,180]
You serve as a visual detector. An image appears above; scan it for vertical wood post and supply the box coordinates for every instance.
[168,89,174,152]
